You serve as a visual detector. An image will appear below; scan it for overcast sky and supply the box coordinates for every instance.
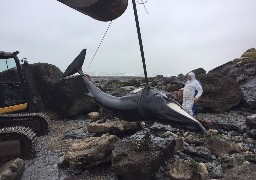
[1,0,256,76]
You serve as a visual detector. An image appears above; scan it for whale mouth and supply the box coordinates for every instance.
[167,102,197,122]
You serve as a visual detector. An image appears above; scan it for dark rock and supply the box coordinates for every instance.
[191,68,207,76]
[208,48,256,109]
[112,130,176,180]
[211,165,224,179]
[246,114,256,129]
[196,112,247,132]
[183,146,212,162]
[51,76,99,118]
[196,74,244,112]
[64,129,91,139]
[223,163,256,180]
[216,154,245,172]
[241,77,256,109]
[248,129,256,139]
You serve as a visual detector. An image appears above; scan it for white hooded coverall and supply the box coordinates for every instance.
[182,72,203,116]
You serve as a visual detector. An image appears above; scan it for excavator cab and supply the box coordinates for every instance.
[0,51,28,114]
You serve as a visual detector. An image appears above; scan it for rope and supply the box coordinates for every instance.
[137,0,149,14]
[88,21,112,67]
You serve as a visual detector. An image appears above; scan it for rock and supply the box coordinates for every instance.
[64,129,91,139]
[208,48,256,109]
[0,158,25,180]
[183,146,212,162]
[207,138,242,157]
[246,114,256,129]
[87,112,101,121]
[23,63,63,111]
[196,74,243,112]
[248,129,256,139]
[196,111,247,132]
[211,165,224,179]
[87,119,141,135]
[51,75,99,118]
[191,68,207,76]
[112,130,176,180]
[198,162,209,177]
[208,129,219,135]
[216,154,245,172]
[241,77,256,109]
[168,159,200,180]
[175,137,184,151]
[62,134,119,168]
[241,48,256,59]
[223,163,256,180]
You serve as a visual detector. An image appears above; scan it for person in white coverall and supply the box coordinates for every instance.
[180,72,203,116]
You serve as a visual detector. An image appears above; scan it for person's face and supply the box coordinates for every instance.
[187,75,192,80]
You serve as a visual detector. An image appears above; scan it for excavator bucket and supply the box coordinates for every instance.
[57,0,128,22]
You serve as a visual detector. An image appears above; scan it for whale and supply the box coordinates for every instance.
[63,49,207,133]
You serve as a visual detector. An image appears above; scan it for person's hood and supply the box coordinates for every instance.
[188,72,195,81]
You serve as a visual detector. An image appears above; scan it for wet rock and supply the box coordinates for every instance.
[0,158,25,180]
[196,111,247,132]
[216,154,245,172]
[23,63,63,111]
[184,133,207,146]
[223,163,256,180]
[112,130,176,180]
[207,138,242,157]
[208,48,256,109]
[248,129,256,139]
[183,146,212,162]
[87,119,141,135]
[51,76,99,118]
[241,77,256,109]
[196,74,243,112]
[168,159,200,180]
[246,114,256,129]
[64,129,91,139]
[211,165,224,179]
[62,134,119,168]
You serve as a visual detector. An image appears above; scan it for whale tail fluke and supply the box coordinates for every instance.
[63,49,86,77]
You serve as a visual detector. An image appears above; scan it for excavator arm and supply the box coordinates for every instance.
[57,0,128,22]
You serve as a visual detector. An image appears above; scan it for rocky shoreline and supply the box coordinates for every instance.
[1,48,256,180]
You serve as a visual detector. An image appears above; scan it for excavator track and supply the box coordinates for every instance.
[0,126,36,161]
[0,112,49,136]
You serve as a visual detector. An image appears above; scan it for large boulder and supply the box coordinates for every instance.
[112,130,176,180]
[50,76,98,118]
[61,134,119,168]
[223,163,256,180]
[24,64,98,117]
[208,48,256,109]
[24,63,63,111]
[197,74,243,112]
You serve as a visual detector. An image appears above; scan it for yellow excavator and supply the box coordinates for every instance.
[0,0,128,167]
